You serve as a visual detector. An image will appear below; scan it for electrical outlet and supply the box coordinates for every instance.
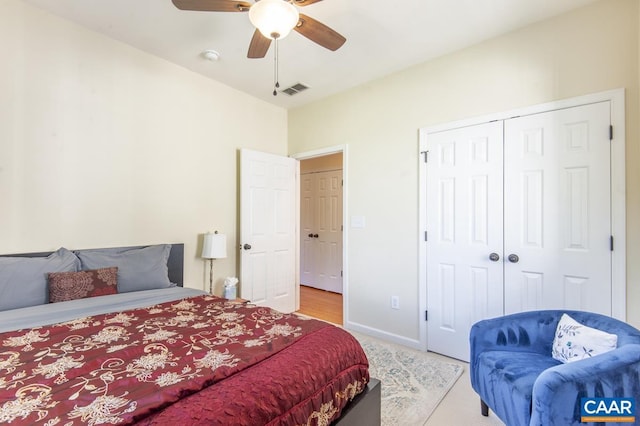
[391,296,400,310]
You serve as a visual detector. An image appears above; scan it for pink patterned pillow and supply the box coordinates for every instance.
[48,267,118,303]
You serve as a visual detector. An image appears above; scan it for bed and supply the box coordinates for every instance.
[0,244,380,425]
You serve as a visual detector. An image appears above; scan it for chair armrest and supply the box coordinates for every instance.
[530,344,640,426]
[470,311,562,360]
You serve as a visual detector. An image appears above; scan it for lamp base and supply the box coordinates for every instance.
[208,259,214,295]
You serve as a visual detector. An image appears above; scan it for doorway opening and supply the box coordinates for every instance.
[292,146,348,326]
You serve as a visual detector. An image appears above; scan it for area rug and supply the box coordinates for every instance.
[352,332,464,426]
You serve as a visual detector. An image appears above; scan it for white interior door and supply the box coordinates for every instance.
[315,170,343,293]
[426,121,504,361]
[239,149,298,313]
[503,102,612,315]
[300,173,315,287]
[299,170,343,293]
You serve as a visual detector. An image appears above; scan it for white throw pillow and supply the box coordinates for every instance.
[552,313,618,363]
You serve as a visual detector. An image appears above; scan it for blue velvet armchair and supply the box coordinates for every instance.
[470,310,640,426]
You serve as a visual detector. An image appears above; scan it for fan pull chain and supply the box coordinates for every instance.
[273,37,279,96]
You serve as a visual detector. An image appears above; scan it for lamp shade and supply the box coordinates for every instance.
[249,0,299,40]
[202,232,227,259]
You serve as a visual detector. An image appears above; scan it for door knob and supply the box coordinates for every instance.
[508,254,519,263]
[313,234,319,238]
[308,233,314,238]
[243,244,252,250]
[489,253,500,262]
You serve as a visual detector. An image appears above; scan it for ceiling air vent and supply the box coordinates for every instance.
[281,83,309,96]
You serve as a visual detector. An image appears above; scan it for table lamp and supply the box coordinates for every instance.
[201,231,227,294]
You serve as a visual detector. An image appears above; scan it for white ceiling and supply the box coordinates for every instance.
[21,0,598,109]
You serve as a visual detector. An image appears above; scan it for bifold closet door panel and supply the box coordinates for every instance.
[425,121,504,362]
[300,170,343,293]
[301,173,316,287]
[503,101,612,316]
[314,170,343,293]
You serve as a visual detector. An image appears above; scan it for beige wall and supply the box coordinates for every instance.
[288,0,640,340]
[2,0,639,343]
[0,0,288,295]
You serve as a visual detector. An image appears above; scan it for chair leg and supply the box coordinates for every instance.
[481,399,489,417]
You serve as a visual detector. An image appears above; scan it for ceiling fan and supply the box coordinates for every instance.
[171,0,346,59]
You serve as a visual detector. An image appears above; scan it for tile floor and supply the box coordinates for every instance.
[425,352,504,426]
[296,290,505,425]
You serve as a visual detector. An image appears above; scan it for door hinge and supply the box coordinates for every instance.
[424,231,428,242]
[425,310,428,321]
[420,150,429,163]
[610,235,614,251]
[341,270,343,277]
[341,225,343,231]
[609,125,613,141]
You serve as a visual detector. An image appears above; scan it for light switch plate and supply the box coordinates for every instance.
[350,216,366,228]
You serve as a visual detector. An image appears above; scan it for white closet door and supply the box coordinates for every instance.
[426,121,504,361]
[300,170,343,293]
[425,99,617,361]
[503,102,612,315]
[300,174,315,287]
[315,170,343,293]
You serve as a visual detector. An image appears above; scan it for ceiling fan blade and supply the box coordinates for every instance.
[294,13,346,51]
[248,29,272,58]
[171,0,251,12]
[292,0,324,6]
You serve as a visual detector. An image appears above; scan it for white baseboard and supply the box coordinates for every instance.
[345,320,427,351]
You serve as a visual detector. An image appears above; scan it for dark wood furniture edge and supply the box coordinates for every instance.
[334,378,381,425]
[0,244,184,287]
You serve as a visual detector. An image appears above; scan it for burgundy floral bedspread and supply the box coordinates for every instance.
[0,295,369,425]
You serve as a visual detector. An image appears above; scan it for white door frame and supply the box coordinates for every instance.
[291,145,349,324]
[418,88,626,352]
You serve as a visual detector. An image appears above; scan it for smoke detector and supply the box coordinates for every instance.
[202,50,220,61]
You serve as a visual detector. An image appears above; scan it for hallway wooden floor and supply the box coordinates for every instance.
[297,285,343,325]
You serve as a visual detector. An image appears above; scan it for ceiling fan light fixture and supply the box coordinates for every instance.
[249,0,299,40]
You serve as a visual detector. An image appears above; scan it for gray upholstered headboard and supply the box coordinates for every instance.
[1,244,184,287]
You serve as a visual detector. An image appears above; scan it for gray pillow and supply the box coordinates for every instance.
[0,248,81,311]
[75,244,173,293]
